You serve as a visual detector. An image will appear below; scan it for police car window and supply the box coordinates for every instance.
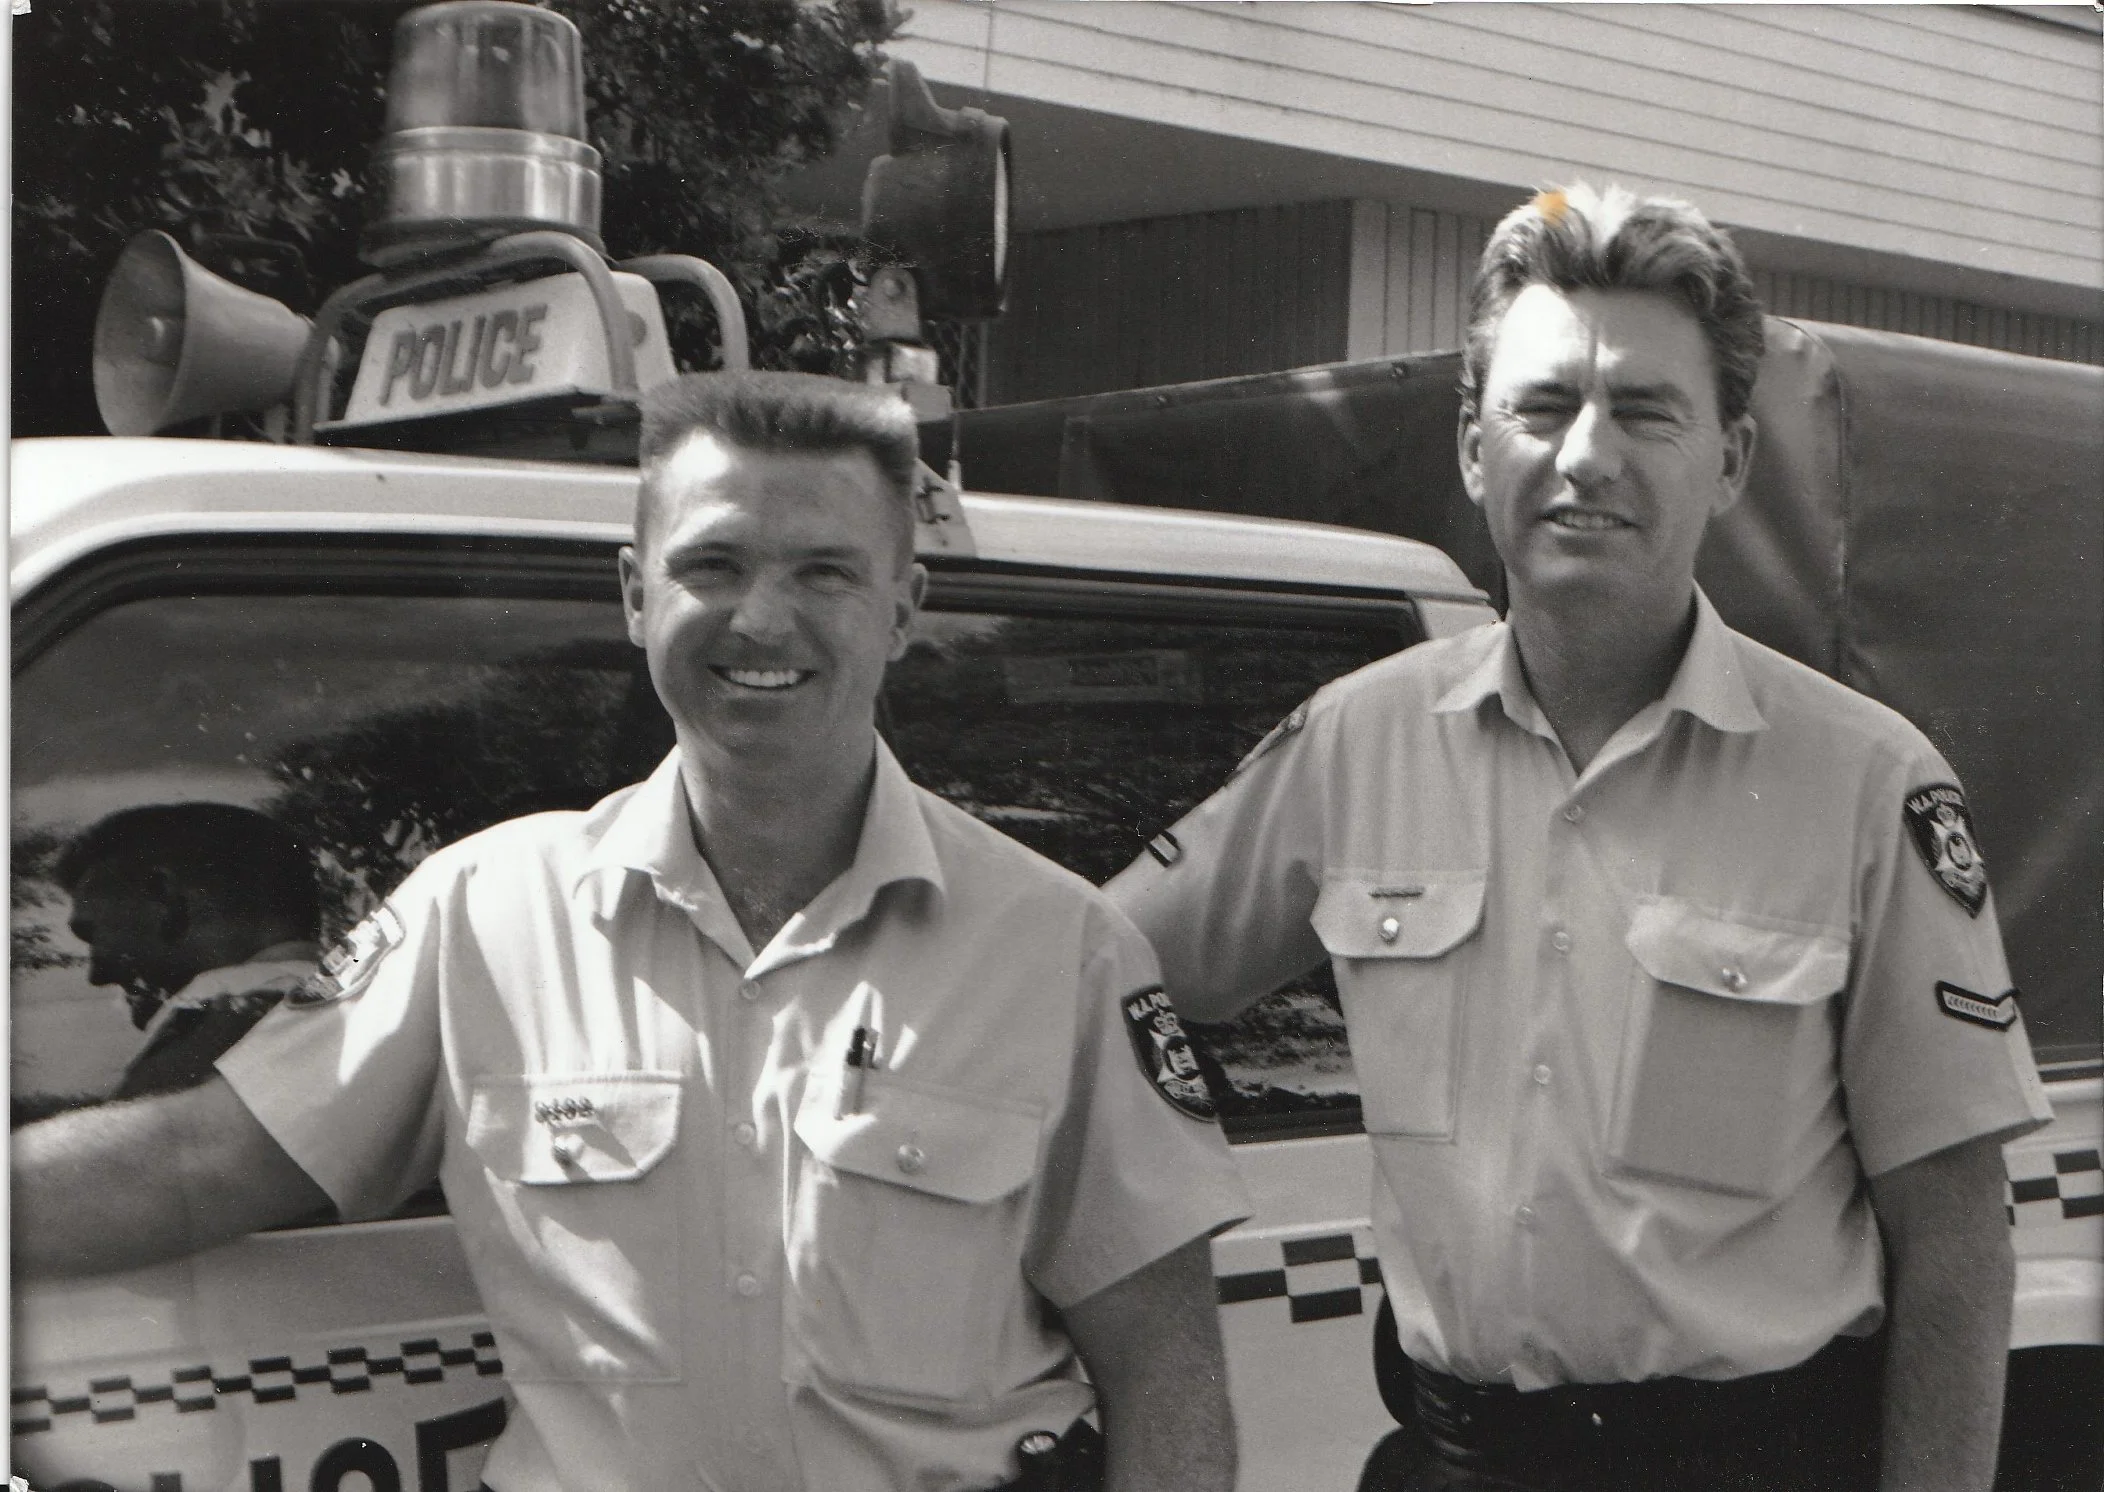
[11,589,669,1119]
[885,607,1407,1139]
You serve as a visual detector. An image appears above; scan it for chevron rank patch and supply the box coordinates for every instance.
[1903,783,1988,916]
[289,904,405,1008]
[1122,986,1217,1121]
[1937,981,2018,1032]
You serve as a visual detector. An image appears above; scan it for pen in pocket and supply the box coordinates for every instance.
[840,1023,879,1116]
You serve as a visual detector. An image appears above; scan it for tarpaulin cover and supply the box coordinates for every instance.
[928,319,2102,1063]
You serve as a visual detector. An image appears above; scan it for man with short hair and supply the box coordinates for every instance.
[59,803,319,1101]
[16,371,1248,1492]
[1110,185,2050,1492]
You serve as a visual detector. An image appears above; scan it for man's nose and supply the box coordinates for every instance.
[1556,399,1624,489]
[728,573,798,641]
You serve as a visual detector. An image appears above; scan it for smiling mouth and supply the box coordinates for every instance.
[713,666,813,691]
[1544,509,1631,532]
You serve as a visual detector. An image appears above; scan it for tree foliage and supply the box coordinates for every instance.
[12,0,897,436]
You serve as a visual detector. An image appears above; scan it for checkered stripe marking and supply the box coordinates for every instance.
[1216,1227,1384,1324]
[10,1331,502,1437]
[2006,1147,2103,1227]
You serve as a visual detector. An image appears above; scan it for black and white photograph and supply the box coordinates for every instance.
[8,3,2101,1490]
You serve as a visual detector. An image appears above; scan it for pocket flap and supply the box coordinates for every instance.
[1313,873,1487,959]
[794,1077,1042,1205]
[1625,901,1848,1006]
[467,1072,682,1185]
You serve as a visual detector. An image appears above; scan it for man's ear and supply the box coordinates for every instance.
[1458,409,1487,508]
[889,563,929,663]
[618,545,647,648]
[1713,413,1757,518]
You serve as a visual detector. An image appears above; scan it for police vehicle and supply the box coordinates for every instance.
[11,5,2098,1489]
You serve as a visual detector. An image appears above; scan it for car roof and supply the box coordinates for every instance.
[10,437,1486,605]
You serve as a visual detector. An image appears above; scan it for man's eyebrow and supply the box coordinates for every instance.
[662,536,871,566]
[1605,380,1697,407]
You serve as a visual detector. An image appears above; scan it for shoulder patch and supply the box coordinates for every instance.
[1234,699,1310,776]
[288,904,405,1009]
[1121,986,1218,1121]
[1936,981,2018,1031]
[1903,783,1988,917]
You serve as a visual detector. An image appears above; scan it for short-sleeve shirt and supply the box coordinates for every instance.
[1109,591,2048,1390]
[221,743,1248,1492]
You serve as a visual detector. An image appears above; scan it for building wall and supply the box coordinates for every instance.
[1346,200,2104,366]
[897,2,2101,306]
[985,201,1352,404]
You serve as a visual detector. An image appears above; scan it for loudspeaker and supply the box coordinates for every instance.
[92,231,313,435]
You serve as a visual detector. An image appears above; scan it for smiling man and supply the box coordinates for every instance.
[1109,186,2050,1492]
[15,373,1248,1492]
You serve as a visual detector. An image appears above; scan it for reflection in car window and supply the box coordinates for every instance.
[12,591,670,1103]
[885,608,1409,1135]
[14,581,1409,1139]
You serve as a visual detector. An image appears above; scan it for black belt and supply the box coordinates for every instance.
[1408,1333,1883,1491]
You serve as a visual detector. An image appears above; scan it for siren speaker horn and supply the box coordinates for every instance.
[93,231,313,435]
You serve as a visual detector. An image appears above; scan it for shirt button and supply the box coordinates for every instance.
[734,1271,762,1298]
[1515,1203,1536,1228]
[1720,967,1748,992]
[1532,1064,1552,1087]
[896,1144,927,1176]
[731,1120,758,1148]
[1550,929,1573,954]
[1563,803,1585,824]
[739,981,762,1002]
[1378,915,1401,943]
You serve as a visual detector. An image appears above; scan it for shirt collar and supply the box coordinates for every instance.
[143,944,322,1040]
[573,739,946,959]
[1432,588,1764,737]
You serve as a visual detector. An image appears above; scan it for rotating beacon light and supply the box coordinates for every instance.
[363,1,602,266]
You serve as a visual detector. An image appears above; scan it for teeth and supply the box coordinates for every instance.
[1548,510,1624,530]
[722,668,806,690]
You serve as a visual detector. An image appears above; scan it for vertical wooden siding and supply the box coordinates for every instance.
[1755,270,2104,366]
[984,202,1352,405]
[1349,201,2104,368]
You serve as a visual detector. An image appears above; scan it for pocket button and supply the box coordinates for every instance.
[549,1132,585,1164]
[1378,916,1401,943]
[896,1144,927,1176]
[1720,966,1748,992]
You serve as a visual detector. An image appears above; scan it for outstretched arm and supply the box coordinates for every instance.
[1868,1133,2013,1492]
[1064,1233,1237,1492]
[13,1073,331,1278]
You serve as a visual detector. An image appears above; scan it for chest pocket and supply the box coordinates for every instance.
[1611,901,1848,1199]
[789,1074,1043,1404]
[461,1072,683,1382]
[1313,872,1486,1141]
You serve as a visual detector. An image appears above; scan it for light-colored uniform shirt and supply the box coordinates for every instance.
[222,744,1248,1492]
[1110,591,2049,1390]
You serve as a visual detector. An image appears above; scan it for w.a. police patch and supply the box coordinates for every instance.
[1903,783,1988,917]
[288,904,405,1009]
[1122,986,1217,1121]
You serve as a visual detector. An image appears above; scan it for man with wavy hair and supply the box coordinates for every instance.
[1112,184,2049,1491]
